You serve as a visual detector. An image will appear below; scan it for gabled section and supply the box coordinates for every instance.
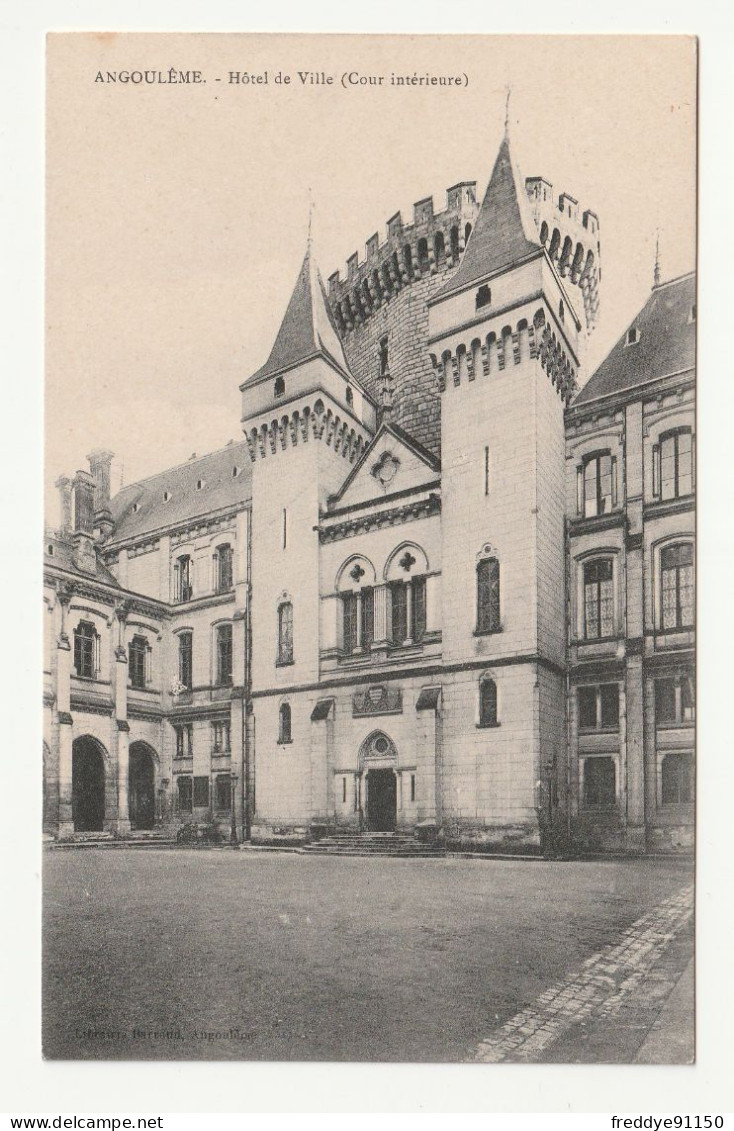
[573,272,695,408]
[242,248,357,390]
[432,133,541,305]
[327,420,441,513]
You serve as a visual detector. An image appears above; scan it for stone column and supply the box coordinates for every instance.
[56,585,74,837]
[625,656,646,852]
[114,602,131,834]
[230,696,245,841]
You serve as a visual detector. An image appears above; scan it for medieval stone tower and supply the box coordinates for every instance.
[240,250,377,825]
[428,128,598,847]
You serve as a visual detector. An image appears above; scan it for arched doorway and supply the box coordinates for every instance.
[129,743,156,830]
[359,731,398,832]
[72,736,106,832]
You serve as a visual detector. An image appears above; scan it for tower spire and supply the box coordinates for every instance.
[307,188,314,253]
[653,229,661,287]
[504,86,512,137]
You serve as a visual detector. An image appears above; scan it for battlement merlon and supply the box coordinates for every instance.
[524,177,602,333]
[327,181,480,298]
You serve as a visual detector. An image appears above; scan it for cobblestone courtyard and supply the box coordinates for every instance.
[43,850,693,1062]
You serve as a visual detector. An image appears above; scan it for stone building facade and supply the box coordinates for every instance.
[43,124,694,852]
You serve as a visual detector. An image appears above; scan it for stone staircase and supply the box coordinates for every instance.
[49,829,178,850]
[301,830,445,859]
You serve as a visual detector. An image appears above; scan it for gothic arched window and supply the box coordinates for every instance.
[279,702,292,744]
[478,678,498,727]
[476,557,500,634]
[277,601,294,665]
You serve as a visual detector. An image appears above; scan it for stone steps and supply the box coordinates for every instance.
[301,832,444,858]
[50,830,178,850]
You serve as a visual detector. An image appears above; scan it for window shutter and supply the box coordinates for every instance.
[652,444,660,497]
[611,456,618,507]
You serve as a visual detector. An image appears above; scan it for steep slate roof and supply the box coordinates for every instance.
[432,132,541,303]
[44,531,121,587]
[573,272,696,407]
[245,248,355,387]
[108,439,252,544]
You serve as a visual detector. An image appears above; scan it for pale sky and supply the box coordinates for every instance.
[45,34,696,521]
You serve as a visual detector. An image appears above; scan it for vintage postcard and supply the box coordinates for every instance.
[42,32,696,1065]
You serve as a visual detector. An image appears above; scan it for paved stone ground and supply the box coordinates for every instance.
[43,849,693,1062]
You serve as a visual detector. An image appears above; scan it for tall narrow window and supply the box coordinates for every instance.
[178,631,193,690]
[193,776,209,808]
[582,453,616,517]
[661,544,694,629]
[73,621,97,679]
[583,559,614,639]
[479,678,498,727]
[214,543,233,593]
[379,336,389,377]
[279,702,292,744]
[175,724,193,759]
[390,580,408,644]
[129,634,148,689]
[216,623,233,686]
[211,720,230,752]
[654,429,694,500]
[282,508,287,550]
[274,376,285,398]
[361,587,375,650]
[484,446,490,496]
[277,601,294,665]
[215,774,232,810]
[174,554,193,603]
[177,775,193,813]
[476,558,500,634]
[411,577,426,643]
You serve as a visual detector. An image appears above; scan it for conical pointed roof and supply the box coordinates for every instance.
[247,249,353,385]
[433,132,541,303]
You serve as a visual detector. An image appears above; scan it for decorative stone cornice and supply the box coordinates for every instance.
[244,398,370,465]
[319,493,440,543]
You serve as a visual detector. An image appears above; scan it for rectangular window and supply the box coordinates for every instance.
[655,679,677,724]
[282,508,287,550]
[681,677,695,722]
[661,752,693,805]
[578,686,597,729]
[175,724,193,759]
[583,757,616,809]
[175,555,193,603]
[74,622,97,679]
[129,635,148,689]
[215,544,233,593]
[390,581,408,644]
[178,632,193,689]
[215,774,231,811]
[177,775,193,813]
[655,676,695,725]
[411,577,427,643]
[193,775,209,808]
[216,623,233,686]
[342,777,347,804]
[212,720,231,752]
[361,587,375,650]
[484,446,490,496]
[600,684,620,729]
[583,453,615,517]
[410,774,416,802]
[583,559,614,639]
[661,544,694,630]
[476,558,500,633]
[342,592,358,654]
[660,430,694,501]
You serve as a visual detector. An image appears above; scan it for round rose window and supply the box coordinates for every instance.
[374,736,390,755]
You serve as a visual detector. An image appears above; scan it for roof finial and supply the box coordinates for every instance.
[504,86,512,138]
[653,228,661,287]
[307,187,316,254]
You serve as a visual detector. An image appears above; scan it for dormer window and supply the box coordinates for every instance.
[626,327,639,346]
[476,284,491,310]
[47,544,54,556]
[559,300,565,322]
[132,503,140,513]
[163,491,171,502]
[274,376,285,398]
[345,386,354,408]
[232,466,239,478]
[196,479,204,491]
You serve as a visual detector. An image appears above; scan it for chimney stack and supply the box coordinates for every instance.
[71,471,97,573]
[55,475,73,532]
[87,449,115,542]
